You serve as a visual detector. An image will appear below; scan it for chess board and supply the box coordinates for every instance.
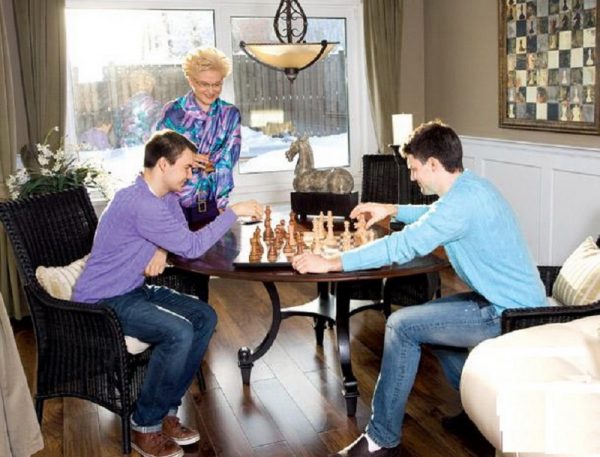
[232,210,383,268]
[501,0,598,130]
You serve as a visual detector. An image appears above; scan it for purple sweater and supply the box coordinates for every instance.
[73,176,237,303]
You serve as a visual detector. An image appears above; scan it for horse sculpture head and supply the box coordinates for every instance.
[285,135,308,162]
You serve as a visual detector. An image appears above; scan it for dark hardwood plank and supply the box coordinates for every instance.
[15,271,493,457]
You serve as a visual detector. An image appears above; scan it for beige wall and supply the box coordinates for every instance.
[424,0,600,148]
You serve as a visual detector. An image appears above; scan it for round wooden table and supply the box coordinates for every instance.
[172,217,450,416]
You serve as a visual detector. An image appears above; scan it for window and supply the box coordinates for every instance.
[65,8,215,187]
[231,17,349,174]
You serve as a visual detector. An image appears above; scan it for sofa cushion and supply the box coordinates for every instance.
[35,256,150,355]
[552,236,600,306]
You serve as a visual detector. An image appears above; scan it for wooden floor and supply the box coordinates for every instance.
[13,270,493,457]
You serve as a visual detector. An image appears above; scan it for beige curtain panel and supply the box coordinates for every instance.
[1,0,66,318]
[1,0,24,319]
[363,0,404,154]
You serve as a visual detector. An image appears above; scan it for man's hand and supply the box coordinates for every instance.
[145,248,168,277]
[349,202,397,229]
[292,253,343,274]
[193,153,214,173]
[230,200,263,220]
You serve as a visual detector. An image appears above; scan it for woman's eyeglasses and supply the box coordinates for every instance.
[194,80,223,90]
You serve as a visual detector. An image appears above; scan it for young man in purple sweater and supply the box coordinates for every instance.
[73,130,262,457]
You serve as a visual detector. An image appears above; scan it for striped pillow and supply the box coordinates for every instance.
[552,237,600,306]
[35,256,150,355]
[36,255,90,300]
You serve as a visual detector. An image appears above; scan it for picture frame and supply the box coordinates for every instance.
[498,0,600,134]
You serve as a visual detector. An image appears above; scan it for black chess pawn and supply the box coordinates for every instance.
[562,14,569,30]
[519,4,525,20]
[562,0,568,11]
[574,0,580,9]
[574,12,581,29]
[528,20,535,34]
[508,7,514,21]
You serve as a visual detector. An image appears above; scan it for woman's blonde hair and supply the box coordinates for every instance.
[182,46,232,80]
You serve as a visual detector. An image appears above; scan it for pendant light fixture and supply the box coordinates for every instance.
[239,0,338,82]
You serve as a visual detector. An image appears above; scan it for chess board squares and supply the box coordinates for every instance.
[536,102,548,119]
[526,86,538,102]
[517,36,527,53]
[538,0,550,16]
[549,0,560,16]
[527,35,538,52]
[548,49,560,67]
[559,49,571,66]
[583,8,596,27]
[508,54,517,71]
[583,27,596,48]
[547,102,561,120]
[537,34,549,51]
[559,29,572,48]
[516,69,528,86]
[571,47,584,66]
[582,66,595,85]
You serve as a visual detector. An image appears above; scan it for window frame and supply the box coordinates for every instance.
[66,0,371,203]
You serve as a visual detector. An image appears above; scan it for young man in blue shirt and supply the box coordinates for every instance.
[292,121,546,457]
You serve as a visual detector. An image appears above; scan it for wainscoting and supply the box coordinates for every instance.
[461,136,600,265]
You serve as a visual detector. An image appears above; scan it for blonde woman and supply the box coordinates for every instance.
[156,46,240,225]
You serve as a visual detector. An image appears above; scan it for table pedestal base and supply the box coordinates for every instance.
[236,281,389,416]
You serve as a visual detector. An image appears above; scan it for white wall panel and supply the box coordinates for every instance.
[462,136,600,265]
[484,160,542,261]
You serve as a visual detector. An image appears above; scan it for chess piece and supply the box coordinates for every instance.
[267,240,278,262]
[508,104,515,119]
[585,86,593,103]
[312,233,322,254]
[561,70,568,85]
[560,103,569,121]
[263,205,273,242]
[573,12,581,30]
[295,232,304,255]
[249,231,263,263]
[325,210,337,247]
[572,104,582,121]
[572,87,580,104]
[562,0,568,11]
[561,14,569,30]
[528,20,534,34]
[518,39,525,53]
[586,49,594,66]
[341,220,353,251]
[519,4,525,20]
[354,214,368,247]
[283,237,294,258]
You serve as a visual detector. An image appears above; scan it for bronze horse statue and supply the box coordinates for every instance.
[285,135,354,194]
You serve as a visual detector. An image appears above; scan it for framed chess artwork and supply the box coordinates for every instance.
[499,0,600,134]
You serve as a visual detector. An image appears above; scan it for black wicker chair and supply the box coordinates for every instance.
[0,187,206,453]
[343,154,441,308]
[501,236,600,334]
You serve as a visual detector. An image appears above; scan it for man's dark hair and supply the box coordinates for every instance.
[144,130,197,168]
[402,120,464,173]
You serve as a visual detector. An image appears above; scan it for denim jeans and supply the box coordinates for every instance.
[101,284,217,432]
[366,292,501,448]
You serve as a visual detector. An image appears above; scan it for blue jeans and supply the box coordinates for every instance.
[101,285,217,432]
[366,292,501,447]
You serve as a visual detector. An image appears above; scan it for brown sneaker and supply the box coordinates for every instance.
[162,415,200,446]
[132,430,183,457]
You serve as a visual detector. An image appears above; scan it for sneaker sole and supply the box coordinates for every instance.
[171,434,200,446]
[131,442,184,457]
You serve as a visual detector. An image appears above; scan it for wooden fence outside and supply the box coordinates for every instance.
[232,53,349,137]
[70,53,348,143]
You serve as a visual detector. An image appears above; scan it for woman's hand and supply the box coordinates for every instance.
[349,203,397,229]
[145,248,168,277]
[193,153,215,173]
[230,200,263,220]
[292,253,343,274]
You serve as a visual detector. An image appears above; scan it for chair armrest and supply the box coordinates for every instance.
[26,284,130,358]
[537,265,561,295]
[501,300,600,334]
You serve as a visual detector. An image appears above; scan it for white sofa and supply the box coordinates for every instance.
[461,315,600,457]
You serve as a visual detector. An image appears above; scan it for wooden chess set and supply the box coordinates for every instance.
[232,206,378,268]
